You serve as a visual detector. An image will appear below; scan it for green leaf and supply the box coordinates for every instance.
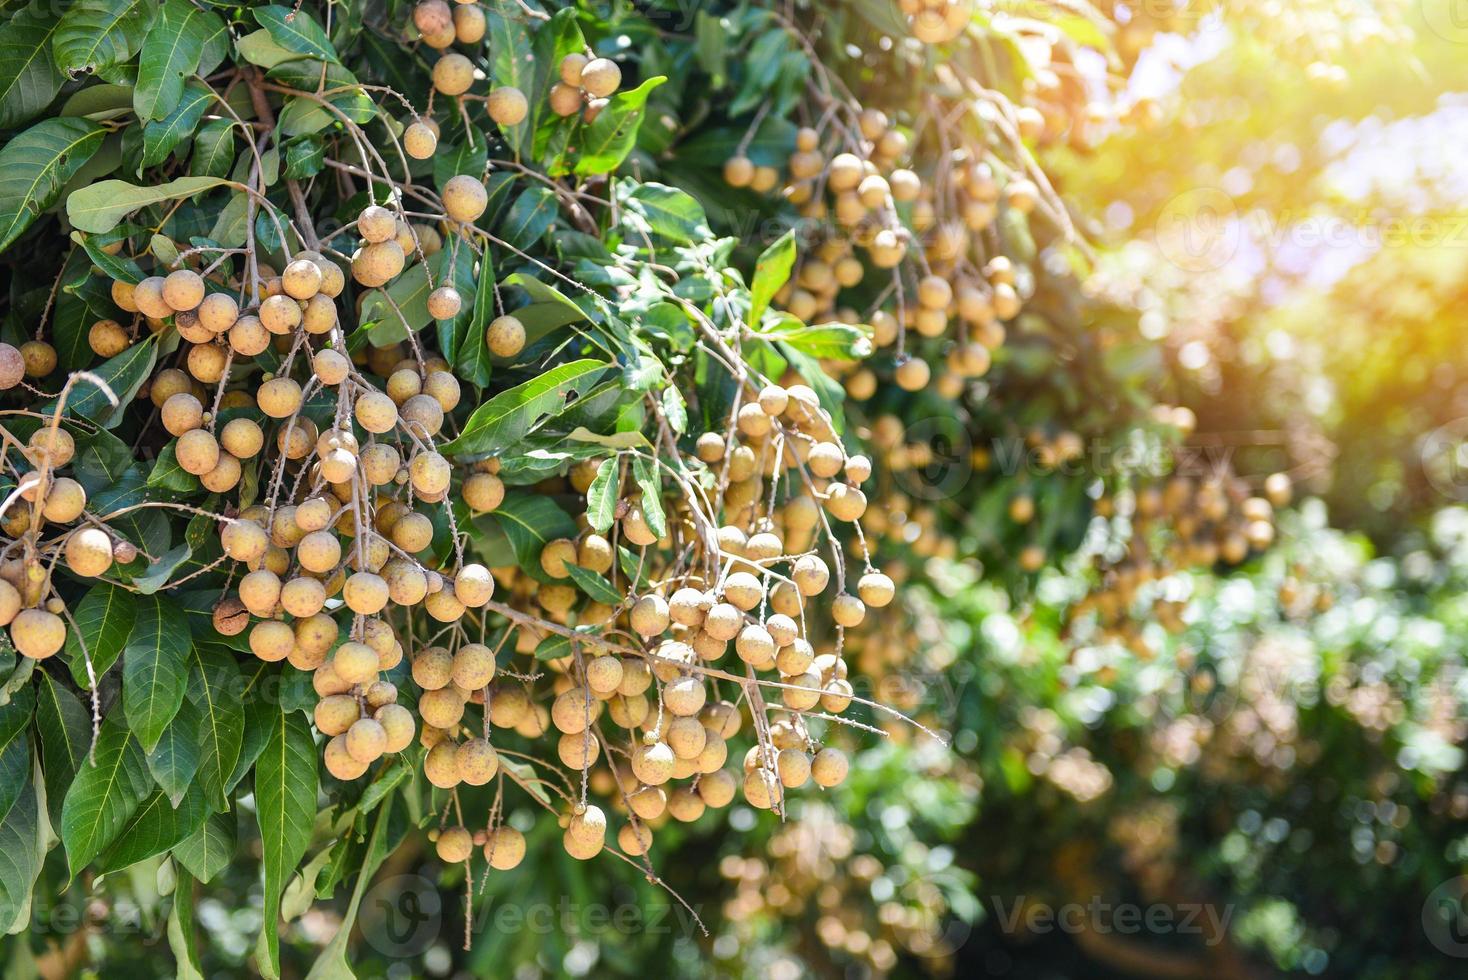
[0,0,65,130]
[72,229,144,283]
[574,76,667,176]
[235,29,301,70]
[749,229,796,328]
[486,494,577,582]
[0,117,106,251]
[254,5,339,64]
[533,633,571,662]
[434,244,477,366]
[191,118,236,178]
[303,793,398,980]
[500,185,559,251]
[188,646,244,812]
[0,688,33,821]
[256,711,317,978]
[284,136,324,179]
[34,670,91,825]
[46,328,158,427]
[361,262,431,345]
[135,0,223,121]
[0,782,43,934]
[53,0,157,78]
[440,359,611,456]
[60,711,152,875]
[758,318,874,360]
[64,582,137,689]
[66,175,229,235]
[563,563,623,605]
[433,137,488,189]
[122,594,191,752]
[146,441,201,493]
[141,81,212,168]
[455,245,495,388]
[146,696,201,806]
[172,809,233,884]
[585,456,619,533]
[169,869,205,979]
[53,266,121,373]
[484,5,535,154]
[631,455,666,538]
[621,182,711,244]
[95,785,207,873]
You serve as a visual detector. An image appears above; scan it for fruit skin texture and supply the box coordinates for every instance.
[11,608,65,659]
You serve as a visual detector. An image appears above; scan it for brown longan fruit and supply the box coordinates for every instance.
[631,740,676,785]
[133,277,172,319]
[811,746,849,786]
[435,826,473,864]
[358,205,397,244]
[175,428,220,476]
[453,2,485,42]
[296,530,342,574]
[431,52,474,96]
[375,703,416,753]
[200,453,241,493]
[484,826,526,869]
[352,240,406,287]
[419,687,466,729]
[282,259,323,300]
[456,737,499,785]
[413,646,454,690]
[331,641,378,685]
[559,52,588,86]
[227,314,269,356]
[723,156,754,188]
[280,576,327,618]
[486,315,525,358]
[354,390,398,433]
[41,477,85,524]
[162,269,205,311]
[487,86,529,126]
[442,175,488,223]
[314,695,361,736]
[453,565,494,609]
[216,419,262,460]
[256,377,302,418]
[324,735,368,780]
[857,571,895,607]
[403,121,438,160]
[248,620,293,662]
[196,291,238,333]
[426,286,462,322]
[342,572,389,614]
[161,392,203,436]
[11,608,65,660]
[408,450,450,494]
[19,340,55,378]
[300,294,336,334]
[580,57,621,97]
[462,472,504,513]
[344,718,387,763]
[391,511,433,552]
[89,319,129,358]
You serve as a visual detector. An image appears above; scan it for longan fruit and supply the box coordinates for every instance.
[462,472,504,513]
[391,511,433,552]
[280,576,327,618]
[175,428,220,476]
[424,741,461,788]
[64,527,113,577]
[300,293,336,334]
[451,641,497,690]
[201,453,241,493]
[548,82,582,117]
[559,53,588,86]
[442,175,488,223]
[352,240,406,287]
[314,695,361,736]
[89,319,129,358]
[375,703,416,753]
[629,594,670,636]
[413,646,454,690]
[413,0,452,36]
[161,269,205,311]
[857,571,895,607]
[487,87,528,126]
[10,608,64,659]
[343,572,389,614]
[453,2,485,42]
[19,340,56,377]
[324,735,369,780]
[811,746,849,786]
[248,620,294,662]
[403,121,438,159]
[256,377,302,418]
[484,826,525,869]
[427,286,462,320]
[161,392,204,437]
[344,718,387,763]
[631,740,676,786]
[453,564,494,608]
[361,443,401,486]
[419,687,466,729]
[354,390,398,434]
[132,276,171,319]
[41,478,85,524]
[431,52,474,96]
[486,315,525,358]
[455,737,498,785]
[580,57,621,97]
[723,156,754,188]
[0,581,24,627]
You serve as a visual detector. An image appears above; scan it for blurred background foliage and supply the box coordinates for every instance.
[7,1,1468,978]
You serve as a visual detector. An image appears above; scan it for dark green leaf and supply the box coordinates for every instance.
[34,670,91,825]
[256,711,317,978]
[585,456,619,533]
[500,185,559,251]
[0,782,43,933]
[146,695,201,806]
[122,594,191,752]
[439,359,611,455]
[254,4,339,64]
[135,0,223,121]
[574,76,667,176]
[562,563,623,605]
[64,582,137,689]
[632,455,666,537]
[0,117,106,251]
[95,785,208,873]
[0,0,65,130]
[189,646,244,812]
[172,809,233,883]
[53,0,157,78]
[60,711,152,875]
